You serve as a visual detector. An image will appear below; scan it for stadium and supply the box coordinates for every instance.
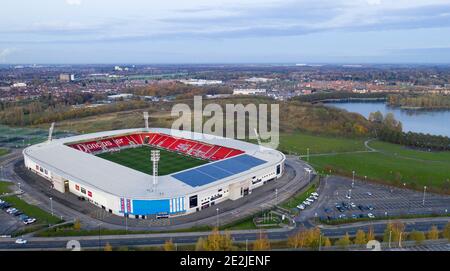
[22,127,285,219]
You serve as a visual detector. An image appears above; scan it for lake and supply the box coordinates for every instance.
[325,102,450,137]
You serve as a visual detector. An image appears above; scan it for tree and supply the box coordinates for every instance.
[104,242,113,251]
[195,237,207,251]
[323,237,332,248]
[253,231,271,251]
[408,231,425,245]
[335,233,352,249]
[366,226,375,241]
[196,228,235,251]
[368,111,383,123]
[73,219,81,231]
[354,229,367,245]
[443,222,450,241]
[163,239,176,251]
[427,226,440,240]
[383,221,405,246]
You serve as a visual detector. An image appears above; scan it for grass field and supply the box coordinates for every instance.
[278,133,367,155]
[309,141,450,193]
[0,181,13,194]
[278,133,450,193]
[2,195,62,225]
[0,148,9,157]
[97,146,208,175]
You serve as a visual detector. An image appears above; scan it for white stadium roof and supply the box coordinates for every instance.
[23,128,285,200]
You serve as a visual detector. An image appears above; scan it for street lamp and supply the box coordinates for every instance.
[422,186,427,206]
[18,182,21,191]
[49,197,53,216]
[352,171,355,188]
[275,188,278,206]
[216,208,219,228]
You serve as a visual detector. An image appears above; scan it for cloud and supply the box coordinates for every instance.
[0,48,17,62]
[2,0,450,44]
[66,0,82,6]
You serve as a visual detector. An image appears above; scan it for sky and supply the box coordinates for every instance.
[1,0,450,64]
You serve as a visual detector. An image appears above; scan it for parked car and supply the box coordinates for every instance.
[311,192,319,197]
[366,192,373,196]
[15,239,27,244]
[324,208,331,213]
[350,202,356,208]
[368,213,375,218]
[338,214,347,219]
[13,211,24,216]
[367,205,374,211]
[6,208,18,214]
[24,218,36,225]
[297,204,305,210]
[306,198,314,203]
[19,214,29,221]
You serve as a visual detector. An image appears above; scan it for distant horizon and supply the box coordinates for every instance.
[2,62,450,66]
[1,1,450,64]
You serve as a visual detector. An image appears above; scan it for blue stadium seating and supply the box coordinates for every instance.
[172,154,266,187]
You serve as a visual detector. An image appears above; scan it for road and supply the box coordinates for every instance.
[0,217,448,250]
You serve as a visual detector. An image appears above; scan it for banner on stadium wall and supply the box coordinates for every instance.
[120,198,125,213]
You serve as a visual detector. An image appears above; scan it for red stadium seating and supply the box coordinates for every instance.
[68,132,245,161]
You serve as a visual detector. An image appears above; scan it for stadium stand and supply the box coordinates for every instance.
[68,132,244,161]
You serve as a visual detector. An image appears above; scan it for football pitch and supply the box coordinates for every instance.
[96,145,208,175]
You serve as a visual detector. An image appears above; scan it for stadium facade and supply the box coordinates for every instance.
[23,128,285,219]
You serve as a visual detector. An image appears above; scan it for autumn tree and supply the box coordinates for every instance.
[73,219,81,231]
[427,226,439,240]
[443,222,450,241]
[408,231,425,245]
[335,233,352,249]
[195,228,235,251]
[163,239,176,251]
[354,229,367,245]
[253,231,271,251]
[366,226,375,241]
[104,242,113,251]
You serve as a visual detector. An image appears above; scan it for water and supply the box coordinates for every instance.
[325,102,450,137]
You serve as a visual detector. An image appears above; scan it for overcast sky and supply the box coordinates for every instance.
[1,0,450,64]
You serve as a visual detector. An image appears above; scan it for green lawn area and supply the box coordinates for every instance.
[2,196,62,225]
[278,133,367,155]
[0,148,9,157]
[309,140,450,192]
[0,181,13,194]
[97,145,208,175]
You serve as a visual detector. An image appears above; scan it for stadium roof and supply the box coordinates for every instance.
[23,128,285,199]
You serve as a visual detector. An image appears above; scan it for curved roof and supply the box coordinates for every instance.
[23,128,285,199]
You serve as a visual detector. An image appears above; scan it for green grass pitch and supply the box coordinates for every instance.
[96,145,208,175]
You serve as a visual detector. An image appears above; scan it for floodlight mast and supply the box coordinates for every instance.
[143,112,149,130]
[150,150,160,192]
[48,122,55,142]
